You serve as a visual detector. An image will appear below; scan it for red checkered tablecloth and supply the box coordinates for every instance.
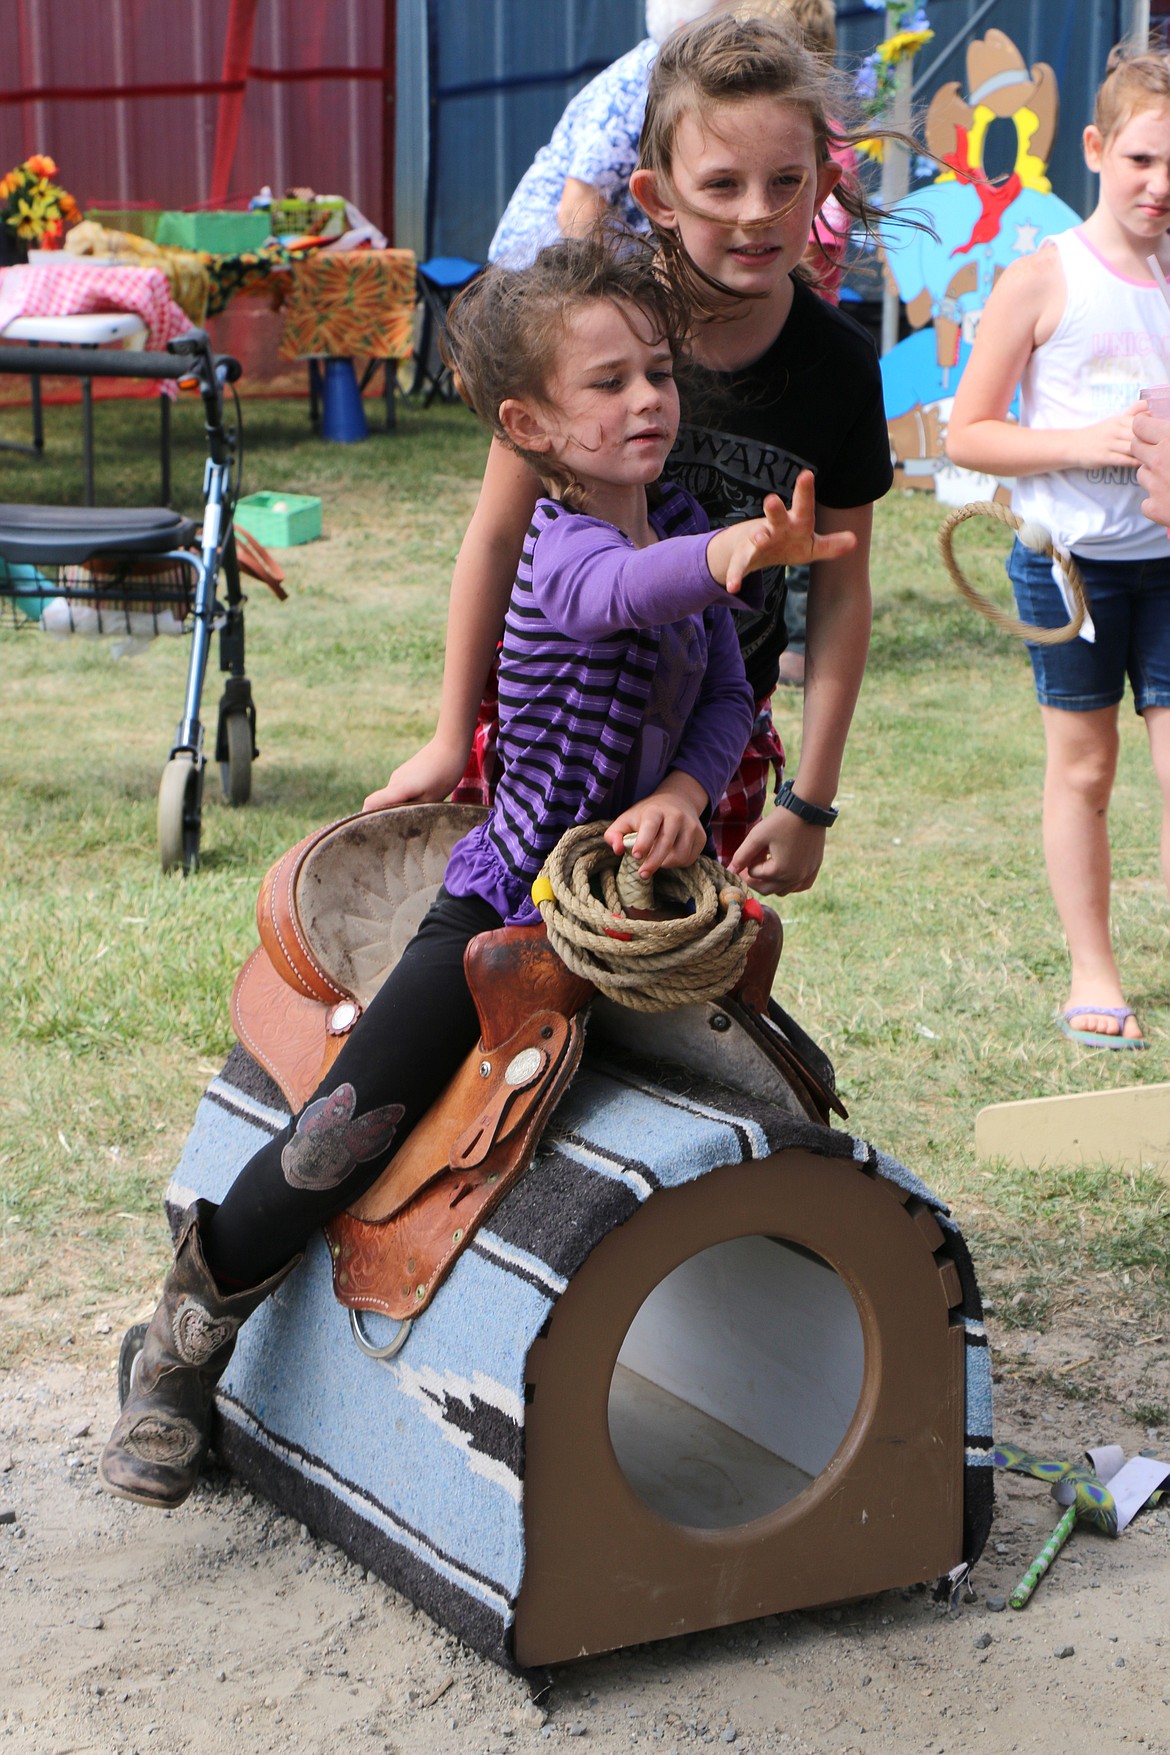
[0,261,192,352]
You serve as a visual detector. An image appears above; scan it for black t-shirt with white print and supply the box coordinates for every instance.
[666,276,893,700]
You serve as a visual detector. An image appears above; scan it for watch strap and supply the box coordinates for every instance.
[776,779,838,828]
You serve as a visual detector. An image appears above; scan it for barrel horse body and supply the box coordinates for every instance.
[166,806,993,1668]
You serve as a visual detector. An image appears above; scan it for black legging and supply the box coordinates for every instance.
[203,887,503,1286]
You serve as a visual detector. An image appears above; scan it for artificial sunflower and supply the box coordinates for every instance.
[1,154,81,252]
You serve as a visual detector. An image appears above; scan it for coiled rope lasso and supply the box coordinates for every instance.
[937,501,1088,645]
[530,820,764,1012]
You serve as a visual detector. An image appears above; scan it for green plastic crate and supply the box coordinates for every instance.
[155,209,271,254]
[234,492,322,548]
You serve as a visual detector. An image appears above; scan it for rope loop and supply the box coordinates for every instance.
[533,821,761,1013]
[937,501,1088,645]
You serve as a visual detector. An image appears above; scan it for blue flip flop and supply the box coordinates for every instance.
[1057,1005,1149,1050]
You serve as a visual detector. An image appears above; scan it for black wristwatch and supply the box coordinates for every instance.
[776,779,838,828]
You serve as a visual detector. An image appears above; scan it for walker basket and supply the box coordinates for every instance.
[0,553,196,636]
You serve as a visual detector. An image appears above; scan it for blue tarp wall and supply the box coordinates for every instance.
[397,0,1143,269]
[397,0,643,262]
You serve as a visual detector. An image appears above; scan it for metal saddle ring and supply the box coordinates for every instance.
[349,1306,413,1361]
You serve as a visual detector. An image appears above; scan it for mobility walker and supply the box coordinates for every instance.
[0,330,270,873]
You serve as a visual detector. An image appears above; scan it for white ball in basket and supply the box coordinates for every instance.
[1015,519,1052,554]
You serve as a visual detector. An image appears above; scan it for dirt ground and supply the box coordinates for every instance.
[1,1311,1169,1755]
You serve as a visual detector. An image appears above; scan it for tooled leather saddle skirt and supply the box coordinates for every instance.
[231,805,845,1329]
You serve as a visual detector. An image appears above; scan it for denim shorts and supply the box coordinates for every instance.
[1006,538,1170,712]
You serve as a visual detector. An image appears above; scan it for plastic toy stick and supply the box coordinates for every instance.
[1147,255,1170,314]
[1009,1503,1077,1609]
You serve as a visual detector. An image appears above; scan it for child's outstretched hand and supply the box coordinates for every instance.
[715,471,857,595]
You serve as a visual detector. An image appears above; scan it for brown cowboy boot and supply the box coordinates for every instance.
[98,1201,300,1508]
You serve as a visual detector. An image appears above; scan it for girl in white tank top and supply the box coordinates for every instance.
[1015,226,1170,559]
[946,45,1170,1050]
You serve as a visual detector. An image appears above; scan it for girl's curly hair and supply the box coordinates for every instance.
[442,230,692,508]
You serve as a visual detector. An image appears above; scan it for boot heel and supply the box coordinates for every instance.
[117,1323,148,1409]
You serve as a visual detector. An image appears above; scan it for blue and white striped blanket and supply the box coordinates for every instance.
[166,1040,993,1667]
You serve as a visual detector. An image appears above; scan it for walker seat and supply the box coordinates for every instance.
[160,806,993,1669]
[0,331,276,873]
[0,503,198,564]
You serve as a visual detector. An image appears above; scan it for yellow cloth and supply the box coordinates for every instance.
[64,223,210,323]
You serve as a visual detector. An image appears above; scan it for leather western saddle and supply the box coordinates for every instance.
[232,805,844,1355]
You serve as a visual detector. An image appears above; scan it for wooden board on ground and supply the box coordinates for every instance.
[976,1083,1170,1176]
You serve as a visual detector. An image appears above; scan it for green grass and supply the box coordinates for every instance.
[1,395,1168,1361]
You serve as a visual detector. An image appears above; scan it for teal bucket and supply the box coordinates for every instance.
[0,555,55,620]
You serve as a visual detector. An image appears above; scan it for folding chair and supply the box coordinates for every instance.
[409,256,482,405]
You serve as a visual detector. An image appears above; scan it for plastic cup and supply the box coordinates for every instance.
[1140,384,1170,419]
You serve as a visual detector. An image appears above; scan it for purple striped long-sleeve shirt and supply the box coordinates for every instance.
[443,485,755,924]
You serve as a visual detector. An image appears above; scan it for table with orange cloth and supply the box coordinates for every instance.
[279,247,416,429]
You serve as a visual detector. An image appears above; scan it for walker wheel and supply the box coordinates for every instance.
[117,1323,148,1409]
[158,754,203,874]
[220,710,253,807]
